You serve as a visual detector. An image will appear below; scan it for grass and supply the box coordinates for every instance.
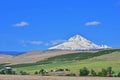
[15,59,120,74]
[36,49,120,64]
[4,49,120,74]
[89,51,120,61]
[0,63,9,69]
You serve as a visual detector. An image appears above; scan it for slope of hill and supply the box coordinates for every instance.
[0,54,13,64]
[36,49,120,64]
[89,51,120,61]
[0,50,76,64]
[0,51,24,55]
[8,49,120,74]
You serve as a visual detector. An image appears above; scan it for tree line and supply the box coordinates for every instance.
[0,67,120,77]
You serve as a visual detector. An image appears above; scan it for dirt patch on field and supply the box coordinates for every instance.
[0,75,120,80]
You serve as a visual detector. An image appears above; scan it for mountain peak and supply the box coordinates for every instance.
[73,34,83,38]
[68,35,85,41]
[49,34,110,50]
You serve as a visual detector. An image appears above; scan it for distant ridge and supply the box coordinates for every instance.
[49,35,110,50]
[0,51,24,56]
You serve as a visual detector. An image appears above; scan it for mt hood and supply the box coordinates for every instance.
[49,35,110,50]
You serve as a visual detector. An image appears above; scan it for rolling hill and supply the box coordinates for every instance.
[0,50,76,64]
[0,54,13,64]
[6,49,120,74]
[89,51,120,61]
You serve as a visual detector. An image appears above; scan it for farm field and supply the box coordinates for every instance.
[0,75,120,80]
[14,58,120,74]
[8,49,120,75]
[0,50,76,64]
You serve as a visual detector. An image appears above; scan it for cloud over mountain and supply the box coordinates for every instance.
[45,40,66,46]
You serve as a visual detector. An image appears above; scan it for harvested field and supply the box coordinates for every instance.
[0,50,76,64]
[0,75,120,80]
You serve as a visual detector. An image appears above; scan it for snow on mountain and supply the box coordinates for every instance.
[49,35,110,50]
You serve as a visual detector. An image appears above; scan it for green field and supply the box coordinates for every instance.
[15,60,120,74]
[4,49,120,74]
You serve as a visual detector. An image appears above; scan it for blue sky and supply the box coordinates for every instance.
[0,0,120,51]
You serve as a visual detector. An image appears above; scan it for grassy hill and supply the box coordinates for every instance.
[89,51,120,61]
[36,49,120,64]
[0,50,76,64]
[5,49,120,74]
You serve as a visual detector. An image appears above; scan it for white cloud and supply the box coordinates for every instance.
[21,40,42,45]
[45,40,66,46]
[51,40,66,45]
[45,43,49,46]
[13,21,29,27]
[85,21,101,26]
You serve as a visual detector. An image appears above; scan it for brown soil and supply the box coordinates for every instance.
[0,75,120,80]
[0,50,76,64]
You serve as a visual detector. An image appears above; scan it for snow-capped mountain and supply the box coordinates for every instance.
[49,35,110,50]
